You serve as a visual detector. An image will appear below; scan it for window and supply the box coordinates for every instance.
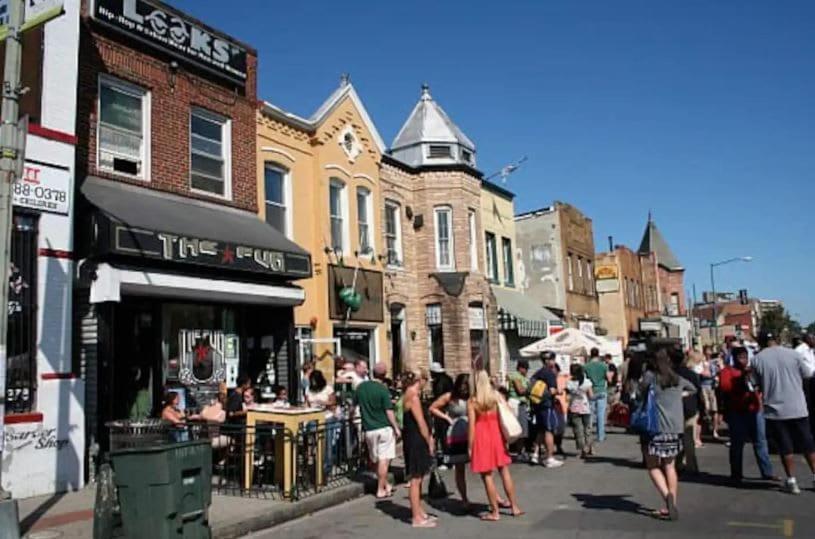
[501,237,514,287]
[468,209,478,271]
[670,293,680,316]
[485,232,498,282]
[98,76,149,178]
[428,145,452,159]
[469,302,488,370]
[264,163,289,236]
[567,253,574,291]
[384,201,403,267]
[329,179,348,253]
[577,256,584,292]
[356,187,373,255]
[461,149,473,164]
[434,206,454,270]
[190,108,231,198]
[587,261,594,296]
[426,304,445,368]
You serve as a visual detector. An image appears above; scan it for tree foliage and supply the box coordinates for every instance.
[759,307,801,343]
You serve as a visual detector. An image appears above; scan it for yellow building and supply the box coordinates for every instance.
[257,77,388,383]
[480,181,557,378]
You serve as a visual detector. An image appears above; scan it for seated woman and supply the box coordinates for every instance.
[160,390,188,442]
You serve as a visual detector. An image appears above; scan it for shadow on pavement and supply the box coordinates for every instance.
[374,499,413,524]
[678,471,778,491]
[571,493,652,517]
[583,455,644,470]
[426,497,490,517]
[19,492,67,534]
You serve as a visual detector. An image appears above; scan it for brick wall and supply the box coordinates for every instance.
[659,267,686,315]
[380,162,499,376]
[76,1,258,212]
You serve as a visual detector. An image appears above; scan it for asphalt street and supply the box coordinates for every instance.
[248,427,813,539]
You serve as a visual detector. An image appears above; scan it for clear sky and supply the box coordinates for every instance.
[171,0,815,324]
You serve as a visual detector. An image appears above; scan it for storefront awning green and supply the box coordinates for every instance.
[492,285,560,338]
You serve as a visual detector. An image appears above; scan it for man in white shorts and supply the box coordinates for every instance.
[354,362,401,498]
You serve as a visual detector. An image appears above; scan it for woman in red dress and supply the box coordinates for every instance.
[468,370,523,521]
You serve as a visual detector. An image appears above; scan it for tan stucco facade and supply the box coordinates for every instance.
[480,182,518,289]
[257,86,388,379]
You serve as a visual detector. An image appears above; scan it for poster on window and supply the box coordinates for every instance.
[12,161,71,215]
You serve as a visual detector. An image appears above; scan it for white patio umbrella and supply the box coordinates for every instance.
[519,328,618,358]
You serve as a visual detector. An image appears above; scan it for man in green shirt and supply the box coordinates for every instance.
[583,347,609,442]
[354,362,401,498]
[508,360,531,451]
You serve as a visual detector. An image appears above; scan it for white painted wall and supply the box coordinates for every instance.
[2,0,83,498]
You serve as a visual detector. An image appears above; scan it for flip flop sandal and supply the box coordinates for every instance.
[480,513,501,522]
[666,494,679,521]
[412,518,437,528]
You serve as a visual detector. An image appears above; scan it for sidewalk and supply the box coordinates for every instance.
[17,478,375,539]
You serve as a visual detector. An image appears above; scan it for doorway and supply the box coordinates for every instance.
[390,305,405,375]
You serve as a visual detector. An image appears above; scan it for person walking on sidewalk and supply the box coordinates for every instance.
[401,371,437,528]
[430,373,474,508]
[354,363,401,499]
[469,370,523,522]
[639,349,697,521]
[507,359,531,459]
[529,352,564,468]
[673,351,702,474]
[752,332,815,494]
[585,347,609,443]
[719,346,776,483]
[566,363,594,458]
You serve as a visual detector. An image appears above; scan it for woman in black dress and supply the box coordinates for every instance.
[402,371,436,528]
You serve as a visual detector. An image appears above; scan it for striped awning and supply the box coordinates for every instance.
[492,286,560,338]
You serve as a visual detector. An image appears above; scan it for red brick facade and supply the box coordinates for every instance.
[76,0,258,211]
[658,267,686,316]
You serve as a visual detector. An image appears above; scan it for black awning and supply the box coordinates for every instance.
[81,176,311,280]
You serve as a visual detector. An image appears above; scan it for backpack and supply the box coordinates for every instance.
[529,378,550,406]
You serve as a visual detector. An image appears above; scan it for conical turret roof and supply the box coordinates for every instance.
[638,215,683,271]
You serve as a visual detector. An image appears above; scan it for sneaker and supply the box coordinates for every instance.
[438,464,448,471]
[785,478,801,495]
[544,458,564,468]
[530,454,539,465]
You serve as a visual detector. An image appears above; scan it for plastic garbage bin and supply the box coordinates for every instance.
[110,439,212,539]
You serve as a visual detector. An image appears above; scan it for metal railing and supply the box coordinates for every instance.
[294,418,367,499]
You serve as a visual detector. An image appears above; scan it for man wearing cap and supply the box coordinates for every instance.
[752,331,815,494]
[354,362,401,498]
[529,352,564,468]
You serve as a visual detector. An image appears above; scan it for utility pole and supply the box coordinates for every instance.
[0,0,25,507]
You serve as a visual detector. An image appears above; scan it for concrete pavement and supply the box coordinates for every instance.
[248,428,814,539]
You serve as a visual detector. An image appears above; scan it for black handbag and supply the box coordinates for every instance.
[428,467,448,499]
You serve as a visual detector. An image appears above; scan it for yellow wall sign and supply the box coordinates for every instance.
[595,265,618,280]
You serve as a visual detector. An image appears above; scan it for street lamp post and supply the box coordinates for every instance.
[710,256,752,344]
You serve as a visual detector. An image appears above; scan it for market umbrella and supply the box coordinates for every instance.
[519,328,618,358]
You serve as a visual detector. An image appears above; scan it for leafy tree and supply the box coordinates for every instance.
[759,308,801,344]
[807,321,815,335]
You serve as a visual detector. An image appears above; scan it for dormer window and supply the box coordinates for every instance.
[428,145,452,159]
[461,149,473,164]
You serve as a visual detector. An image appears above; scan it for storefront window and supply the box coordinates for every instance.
[426,304,444,368]
[469,303,487,370]
[334,326,375,367]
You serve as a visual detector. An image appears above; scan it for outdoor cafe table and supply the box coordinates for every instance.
[243,405,325,497]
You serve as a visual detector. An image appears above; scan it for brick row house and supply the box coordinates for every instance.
[72,0,311,477]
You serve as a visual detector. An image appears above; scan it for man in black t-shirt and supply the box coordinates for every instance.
[226,374,252,421]
[530,353,564,468]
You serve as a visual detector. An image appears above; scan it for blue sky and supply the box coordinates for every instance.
[171,0,815,324]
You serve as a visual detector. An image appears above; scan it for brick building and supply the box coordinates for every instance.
[516,202,599,332]
[638,215,685,316]
[73,0,311,466]
[380,85,499,375]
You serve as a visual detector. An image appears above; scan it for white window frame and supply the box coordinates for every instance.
[434,206,455,271]
[356,186,374,255]
[468,209,478,271]
[263,162,293,238]
[329,178,350,255]
[384,200,403,268]
[485,232,498,283]
[501,237,514,287]
[97,75,151,181]
[189,107,232,200]
[567,254,574,291]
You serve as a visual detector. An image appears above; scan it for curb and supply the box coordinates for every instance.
[212,471,399,539]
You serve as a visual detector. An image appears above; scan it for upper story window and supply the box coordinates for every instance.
[329,179,348,253]
[461,149,473,164]
[502,237,515,287]
[190,108,231,198]
[264,163,290,237]
[587,261,594,296]
[356,187,373,255]
[567,253,575,291]
[428,145,452,159]
[385,201,403,267]
[434,206,454,270]
[98,76,149,179]
[468,209,478,271]
[577,256,584,292]
[485,232,498,283]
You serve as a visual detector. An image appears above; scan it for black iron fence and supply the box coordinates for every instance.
[107,417,367,501]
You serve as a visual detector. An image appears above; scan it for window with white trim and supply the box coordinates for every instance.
[384,201,403,267]
[427,304,444,367]
[434,206,454,270]
[264,163,290,236]
[485,232,498,283]
[567,253,575,291]
[329,179,348,253]
[356,187,373,255]
[468,209,478,271]
[190,108,231,198]
[428,145,452,159]
[98,76,149,178]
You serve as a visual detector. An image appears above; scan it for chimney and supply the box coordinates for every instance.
[608,236,613,252]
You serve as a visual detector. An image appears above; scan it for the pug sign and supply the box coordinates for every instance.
[12,161,71,215]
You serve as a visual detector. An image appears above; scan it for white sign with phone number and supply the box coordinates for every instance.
[12,161,71,215]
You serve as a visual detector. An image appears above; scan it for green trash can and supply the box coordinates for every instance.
[111,439,212,539]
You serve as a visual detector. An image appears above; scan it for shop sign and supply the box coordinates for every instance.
[113,225,311,277]
[92,0,248,85]
[177,329,227,385]
[595,265,618,280]
[4,425,70,452]
[468,306,486,330]
[595,278,619,294]
[12,161,71,215]
[639,319,663,332]
[578,321,596,335]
